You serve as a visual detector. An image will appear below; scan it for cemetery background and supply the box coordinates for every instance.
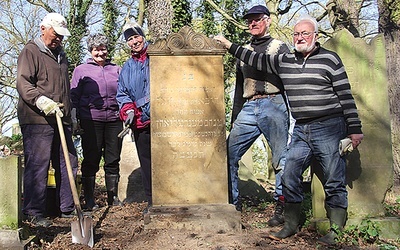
[0,1,399,249]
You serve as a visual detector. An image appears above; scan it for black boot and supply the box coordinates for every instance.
[81,176,99,211]
[105,174,123,206]
[269,202,302,240]
[318,207,347,245]
[267,196,285,226]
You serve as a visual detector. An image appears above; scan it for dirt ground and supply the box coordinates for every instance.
[24,182,400,250]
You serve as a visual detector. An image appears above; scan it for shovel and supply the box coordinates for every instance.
[56,113,94,247]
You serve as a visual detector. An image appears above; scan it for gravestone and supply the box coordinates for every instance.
[311,30,400,238]
[0,155,34,249]
[118,135,145,203]
[144,26,241,232]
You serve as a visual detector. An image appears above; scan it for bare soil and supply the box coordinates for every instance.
[24,184,400,250]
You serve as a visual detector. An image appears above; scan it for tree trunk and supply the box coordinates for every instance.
[326,0,361,37]
[378,0,400,187]
[147,0,173,41]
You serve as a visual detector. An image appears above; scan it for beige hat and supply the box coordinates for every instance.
[40,13,71,36]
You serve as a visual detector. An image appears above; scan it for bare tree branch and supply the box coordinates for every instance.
[25,0,54,12]
[204,0,247,30]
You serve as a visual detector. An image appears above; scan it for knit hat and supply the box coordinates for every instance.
[40,13,71,36]
[123,20,145,41]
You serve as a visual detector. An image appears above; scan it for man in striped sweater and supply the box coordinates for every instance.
[214,15,364,246]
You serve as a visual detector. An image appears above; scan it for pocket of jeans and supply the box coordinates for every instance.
[270,94,285,105]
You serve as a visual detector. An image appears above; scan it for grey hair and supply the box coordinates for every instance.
[295,15,319,33]
[87,34,109,51]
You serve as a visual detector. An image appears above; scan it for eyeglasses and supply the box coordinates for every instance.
[247,17,267,25]
[293,31,316,38]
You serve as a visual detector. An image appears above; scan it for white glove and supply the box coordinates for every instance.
[36,96,63,117]
[339,138,353,156]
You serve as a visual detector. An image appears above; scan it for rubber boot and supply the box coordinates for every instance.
[81,176,99,211]
[105,174,123,206]
[267,196,285,226]
[318,207,347,246]
[269,202,302,240]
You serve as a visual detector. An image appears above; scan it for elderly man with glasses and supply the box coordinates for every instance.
[214,15,363,246]
[227,5,291,229]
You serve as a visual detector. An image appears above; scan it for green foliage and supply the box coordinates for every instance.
[10,133,22,144]
[301,192,313,227]
[65,0,94,76]
[0,133,23,153]
[195,0,249,129]
[252,221,269,228]
[378,243,399,250]
[171,0,192,33]
[252,139,268,176]
[338,219,381,245]
[102,0,119,57]
[195,0,217,36]
[383,199,400,216]
[384,0,400,24]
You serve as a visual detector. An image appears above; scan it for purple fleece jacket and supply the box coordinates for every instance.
[71,58,121,122]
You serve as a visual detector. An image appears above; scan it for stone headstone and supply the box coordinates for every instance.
[118,135,145,203]
[144,26,240,232]
[0,155,34,248]
[0,156,22,228]
[311,30,399,238]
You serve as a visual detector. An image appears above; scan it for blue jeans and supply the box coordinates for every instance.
[282,116,348,209]
[228,95,289,205]
[21,123,78,216]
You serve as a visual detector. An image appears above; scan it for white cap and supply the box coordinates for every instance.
[40,13,71,36]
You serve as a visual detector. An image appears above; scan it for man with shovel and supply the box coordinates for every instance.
[16,12,78,227]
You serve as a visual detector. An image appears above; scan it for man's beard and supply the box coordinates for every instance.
[295,36,316,54]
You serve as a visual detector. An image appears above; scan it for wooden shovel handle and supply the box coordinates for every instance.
[55,113,82,210]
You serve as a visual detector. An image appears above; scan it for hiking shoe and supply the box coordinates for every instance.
[267,197,285,227]
[60,210,77,218]
[24,214,52,227]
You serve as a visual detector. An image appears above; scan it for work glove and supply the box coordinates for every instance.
[36,96,64,117]
[125,110,135,126]
[71,108,83,135]
[339,138,353,156]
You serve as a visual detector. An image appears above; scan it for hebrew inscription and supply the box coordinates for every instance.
[150,55,228,205]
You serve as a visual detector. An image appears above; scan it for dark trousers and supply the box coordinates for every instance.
[21,123,78,216]
[133,126,152,203]
[80,119,123,176]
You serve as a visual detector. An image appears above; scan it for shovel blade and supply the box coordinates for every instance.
[71,217,94,247]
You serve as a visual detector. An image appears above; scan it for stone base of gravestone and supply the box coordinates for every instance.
[310,30,400,239]
[144,204,241,233]
[0,228,36,250]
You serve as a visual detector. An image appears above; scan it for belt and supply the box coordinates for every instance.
[247,93,278,101]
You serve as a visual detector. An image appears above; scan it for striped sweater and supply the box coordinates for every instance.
[229,42,362,135]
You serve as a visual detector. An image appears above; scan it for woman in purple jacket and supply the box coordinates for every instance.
[71,34,123,210]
